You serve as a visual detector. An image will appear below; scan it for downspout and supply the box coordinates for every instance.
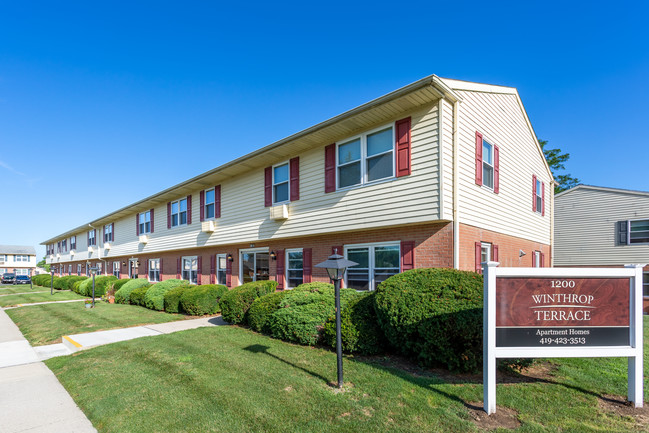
[452,100,460,270]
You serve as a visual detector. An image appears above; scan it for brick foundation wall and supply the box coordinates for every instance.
[459,223,551,271]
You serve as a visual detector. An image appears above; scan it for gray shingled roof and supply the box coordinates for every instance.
[0,245,36,255]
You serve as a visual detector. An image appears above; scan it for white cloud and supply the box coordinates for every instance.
[0,160,25,176]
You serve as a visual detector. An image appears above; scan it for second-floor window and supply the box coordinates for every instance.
[482,140,494,189]
[273,163,289,203]
[205,189,216,219]
[14,255,29,262]
[70,236,76,251]
[337,126,394,189]
[629,220,649,244]
[535,179,542,213]
[62,239,67,252]
[104,224,113,243]
[88,229,96,246]
[139,211,152,234]
[171,199,187,227]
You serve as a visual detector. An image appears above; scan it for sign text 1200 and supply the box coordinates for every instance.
[550,280,575,288]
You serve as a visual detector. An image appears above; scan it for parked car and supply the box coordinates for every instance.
[1,273,16,284]
[15,275,31,285]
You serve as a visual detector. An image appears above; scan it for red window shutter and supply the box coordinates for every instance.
[303,248,312,283]
[87,232,89,246]
[159,258,164,280]
[541,182,546,216]
[176,257,181,279]
[200,190,205,222]
[187,195,192,225]
[540,252,545,267]
[197,256,202,285]
[111,223,114,242]
[144,259,148,277]
[167,202,171,229]
[494,145,500,194]
[290,157,300,201]
[324,143,336,193]
[475,132,483,185]
[493,244,499,262]
[226,256,232,288]
[395,117,411,177]
[264,166,272,207]
[210,255,216,284]
[136,214,140,236]
[150,209,154,233]
[400,241,415,271]
[215,185,221,218]
[532,175,537,212]
[276,249,285,289]
[475,242,482,274]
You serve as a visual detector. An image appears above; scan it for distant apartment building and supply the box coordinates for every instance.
[43,75,553,289]
[0,245,37,276]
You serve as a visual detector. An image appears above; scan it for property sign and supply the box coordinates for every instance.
[496,277,630,347]
[482,264,644,415]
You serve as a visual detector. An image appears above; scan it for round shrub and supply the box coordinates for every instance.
[323,292,386,355]
[144,279,186,311]
[111,278,132,292]
[72,279,85,294]
[294,282,334,291]
[220,280,278,324]
[61,276,87,291]
[78,278,92,296]
[248,291,288,333]
[130,286,150,306]
[163,285,190,313]
[94,276,118,296]
[180,284,228,315]
[115,279,150,304]
[374,268,483,373]
[33,274,58,288]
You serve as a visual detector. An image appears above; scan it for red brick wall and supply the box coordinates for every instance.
[459,223,551,271]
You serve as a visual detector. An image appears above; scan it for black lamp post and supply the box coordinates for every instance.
[89,266,98,308]
[50,266,55,295]
[315,251,357,388]
[13,268,16,285]
[29,268,32,290]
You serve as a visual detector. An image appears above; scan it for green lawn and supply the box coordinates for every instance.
[45,319,649,433]
[0,290,86,307]
[6,302,189,346]
[0,286,49,295]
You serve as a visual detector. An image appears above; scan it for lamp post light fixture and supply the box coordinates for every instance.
[89,266,99,308]
[315,250,357,388]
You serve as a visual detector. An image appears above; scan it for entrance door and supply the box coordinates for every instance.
[216,254,227,285]
[129,259,138,279]
[240,251,269,283]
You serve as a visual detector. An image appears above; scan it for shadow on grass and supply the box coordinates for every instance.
[243,344,331,384]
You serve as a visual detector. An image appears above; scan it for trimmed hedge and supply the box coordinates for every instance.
[323,292,386,355]
[294,282,334,291]
[77,275,117,297]
[59,276,88,291]
[374,268,483,373]
[163,285,190,313]
[32,274,58,288]
[111,278,132,292]
[72,280,84,293]
[267,284,358,346]
[115,279,150,304]
[220,280,278,324]
[247,291,288,333]
[130,286,150,306]
[179,284,228,315]
[144,279,186,311]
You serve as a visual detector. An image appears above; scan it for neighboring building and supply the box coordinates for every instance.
[42,75,553,290]
[0,245,37,276]
[554,185,649,312]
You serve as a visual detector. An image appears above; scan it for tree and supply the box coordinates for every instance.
[539,139,580,194]
[37,257,50,271]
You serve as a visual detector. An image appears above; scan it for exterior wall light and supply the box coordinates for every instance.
[227,253,233,262]
[270,251,277,260]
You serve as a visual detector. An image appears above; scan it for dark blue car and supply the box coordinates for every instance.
[16,275,31,284]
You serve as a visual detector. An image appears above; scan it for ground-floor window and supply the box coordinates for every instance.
[129,259,138,279]
[68,265,72,275]
[113,261,120,278]
[15,269,29,276]
[216,254,227,286]
[182,256,198,284]
[286,249,303,288]
[77,264,82,276]
[149,259,160,283]
[345,242,400,291]
[240,249,269,284]
[533,251,541,267]
[643,272,649,297]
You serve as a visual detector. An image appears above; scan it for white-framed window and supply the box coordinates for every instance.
[481,242,492,264]
[149,259,160,282]
[104,224,113,242]
[286,249,303,288]
[112,261,120,278]
[240,248,270,284]
[68,265,72,275]
[273,163,289,203]
[629,220,649,244]
[70,236,76,250]
[482,140,494,189]
[88,230,96,246]
[205,188,216,219]
[216,254,227,285]
[337,125,394,189]
[15,269,29,276]
[182,256,198,284]
[535,179,543,213]
[139,211,152,234]
[171,199,188,227]
[97,262,103,275]
[14,255,29,262]
[128,259,138,279]
[62,240,67,252]
[643,272,649,297]
[533,250,541,267]
[345,242,400,291]
[77,264,82,276]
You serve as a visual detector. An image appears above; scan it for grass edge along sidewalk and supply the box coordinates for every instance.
[0,290,87,307]
[46,320,649,433]
[6,301,191,346]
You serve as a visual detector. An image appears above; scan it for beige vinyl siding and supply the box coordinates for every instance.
[454,90,551,244]
[62,102,443,259]
[440,98,455,221]
[554,187,649,266]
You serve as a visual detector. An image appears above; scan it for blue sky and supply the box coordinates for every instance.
[1,1,647,259]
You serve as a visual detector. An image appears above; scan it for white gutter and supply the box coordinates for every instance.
[452,99,460,269]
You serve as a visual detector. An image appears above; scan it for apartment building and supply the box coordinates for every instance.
[0,245,37,276]
[43,75,553,290]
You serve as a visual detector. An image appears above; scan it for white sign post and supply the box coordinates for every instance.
[483,262,644,414]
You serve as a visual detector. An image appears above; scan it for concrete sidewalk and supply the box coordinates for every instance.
[0,309,96,432]
[3,298,87,309]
